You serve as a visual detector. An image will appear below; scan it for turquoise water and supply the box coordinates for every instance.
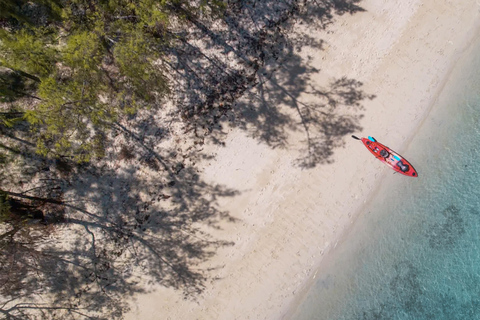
[290,38,480,319]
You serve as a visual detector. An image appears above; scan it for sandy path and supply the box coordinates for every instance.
[126,1,480,319]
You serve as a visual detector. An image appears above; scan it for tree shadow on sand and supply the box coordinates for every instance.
[163,0,373,168]
[1,143,239,319]
[237,55,374,168]
[224,0,373,168]
[1,0,372,319]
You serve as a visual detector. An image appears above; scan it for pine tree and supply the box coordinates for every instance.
[0,0,228,161]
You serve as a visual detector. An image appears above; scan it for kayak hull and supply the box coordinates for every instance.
[360,137,418,177]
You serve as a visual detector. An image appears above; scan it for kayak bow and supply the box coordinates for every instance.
[352,135,418,177]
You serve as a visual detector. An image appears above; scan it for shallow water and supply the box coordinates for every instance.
[290,33,480,320]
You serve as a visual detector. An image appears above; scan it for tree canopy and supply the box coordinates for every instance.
[0,0,226,160]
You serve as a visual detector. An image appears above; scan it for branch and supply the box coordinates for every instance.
[0,226,20,242]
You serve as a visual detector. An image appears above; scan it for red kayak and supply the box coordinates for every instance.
[352,135,418,177]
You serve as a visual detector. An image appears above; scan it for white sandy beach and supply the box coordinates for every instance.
[125,1,480,319]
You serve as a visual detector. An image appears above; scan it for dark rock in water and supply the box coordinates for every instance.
[427,205,465,249]
[389,261,423,313]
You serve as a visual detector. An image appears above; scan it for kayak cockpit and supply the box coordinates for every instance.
[396,160,410,173]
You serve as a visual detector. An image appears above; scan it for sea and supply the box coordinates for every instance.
[289,32,480,319]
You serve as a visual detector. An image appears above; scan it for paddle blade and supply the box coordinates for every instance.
[351,135,361,140]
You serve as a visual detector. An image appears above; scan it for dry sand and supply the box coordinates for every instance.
[126,1,480,319]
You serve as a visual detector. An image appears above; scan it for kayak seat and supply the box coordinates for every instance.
[397,161,409,172]
[380,149,389,158]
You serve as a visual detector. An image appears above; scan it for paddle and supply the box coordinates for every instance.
[352,135,377,142]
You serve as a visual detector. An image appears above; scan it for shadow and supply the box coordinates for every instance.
[1,115,239,318]
[299,0,366,30]
[237,55,373,167]
[0,70,40,102]
[1,0,371,319]
[1,153,239,319]
[164,0,373,168]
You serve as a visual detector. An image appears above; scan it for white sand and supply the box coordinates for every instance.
[125,1,480,319]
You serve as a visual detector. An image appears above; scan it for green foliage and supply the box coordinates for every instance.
[0,0,228,161]
[113,26,168,104]
[0,0,62,24]
[63,30,105,75]
[0,0,22,20]
[35,75,112,160]
[0,27,57,79]
[0,70,36,101]
[0,114,22,128]
[22,110,43,126]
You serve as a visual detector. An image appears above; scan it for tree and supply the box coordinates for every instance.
[0,0,62,25]
[0,0,181,161]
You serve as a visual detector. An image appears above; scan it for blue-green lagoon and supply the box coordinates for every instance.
[290,31,480,320]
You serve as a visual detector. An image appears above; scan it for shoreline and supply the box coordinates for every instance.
[125,1,480,319]
[283,4,480,318]
[285,21,480,319]
[284,4,480,318]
